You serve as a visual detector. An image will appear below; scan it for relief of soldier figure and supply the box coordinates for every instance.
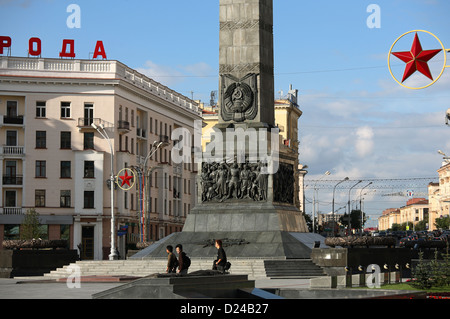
[201,160,268,203]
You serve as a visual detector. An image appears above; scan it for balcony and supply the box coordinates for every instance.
[159,135,169,144]
[77,118,113,130]
[118,120,130,133]
[1,207,24,215]
[3,175,23,186]
[2,115,24,126]
[0,146,25,157]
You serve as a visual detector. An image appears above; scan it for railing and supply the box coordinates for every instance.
[1,146,24,156]
[1,207,24,215]
[77,118,113,129]
[3,175,23,185]
[3,116,24,125]
[159,135,169,144]
[118,120,130,131]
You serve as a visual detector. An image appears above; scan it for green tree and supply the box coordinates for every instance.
[415,219,428,231]
[411,251,433,289]
[339,209,365,230]
[20,208,42,240]
[434,216,450,230]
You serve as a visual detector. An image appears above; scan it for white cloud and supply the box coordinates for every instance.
[136,60,215,89]
[354,126,374,158]
[136,60,184,86]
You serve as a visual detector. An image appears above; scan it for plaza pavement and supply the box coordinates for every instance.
[0,276,311,299]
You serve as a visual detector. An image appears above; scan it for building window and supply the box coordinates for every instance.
[84,191,94,208]
[60,190,71,208]
[6,131,17,146]
[6,101,18,118]
[5,190,16,207]
[35,160,46,177]
[84,161,94,178]
[60,161,71,178]
[35,190,46,207]
[84,132,94,150]
[61,102,71,118]
[36,101,46,118]
[36,131,46,148]
[4,224,20,240]
[61,131,71,149]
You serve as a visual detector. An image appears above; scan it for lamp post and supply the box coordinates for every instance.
[348,180,362,235]
[332,177,349,236]
[359,182,373,236]
[91,122,117,260]
[133,141,168,242]
[313,171,331,233]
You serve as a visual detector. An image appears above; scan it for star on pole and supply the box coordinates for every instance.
[119,170,133,187]
[391,32,442,82]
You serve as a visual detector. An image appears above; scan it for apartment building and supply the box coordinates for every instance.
[0,56,201,260]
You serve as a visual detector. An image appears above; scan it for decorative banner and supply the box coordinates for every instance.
[388,30,449,90]
[116,168,135,191]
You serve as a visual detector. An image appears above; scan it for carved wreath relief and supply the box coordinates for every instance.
[221,73,258,123]
[201,161,268,203]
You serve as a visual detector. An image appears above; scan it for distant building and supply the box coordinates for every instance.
[399,198,429,229]
[427,163,450,231]
[378,208,400,231]
[378,198,429,231]
[0,56,201,259]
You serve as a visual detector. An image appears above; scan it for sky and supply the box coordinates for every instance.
[1,0,450,228]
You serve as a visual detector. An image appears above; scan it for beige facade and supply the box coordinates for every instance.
[378,208,400,231]
[0,56,201,260]
[427,164,450,231]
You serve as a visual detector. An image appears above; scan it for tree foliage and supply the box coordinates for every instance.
[20,208,42,240]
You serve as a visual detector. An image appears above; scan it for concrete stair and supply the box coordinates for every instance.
[43,258,268,280]
[263,259,327,279]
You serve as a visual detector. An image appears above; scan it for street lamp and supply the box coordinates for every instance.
[438,150,450,164]
[359,182,373,235]
[348,180,362,235]
[313,171,331,233]
[91,122,117,260]
[133,140,169,242]
[332,177,349,236]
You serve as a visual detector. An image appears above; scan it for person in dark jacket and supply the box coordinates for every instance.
[213,239,227,273]
[176,244,188,275]
[166,245,178,273]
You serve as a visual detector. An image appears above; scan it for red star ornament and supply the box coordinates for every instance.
[119,170,133,187]
[391,32,441,83]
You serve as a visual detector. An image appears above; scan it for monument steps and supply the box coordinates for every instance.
[43,258,268,279]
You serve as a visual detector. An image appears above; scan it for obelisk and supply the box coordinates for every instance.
[133,0,315,260]
[217,0,275,128]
